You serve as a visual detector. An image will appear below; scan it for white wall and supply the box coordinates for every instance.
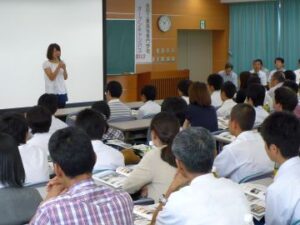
[0,0,104,109]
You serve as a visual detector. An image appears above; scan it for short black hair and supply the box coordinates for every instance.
[47,43,61,60]
[38,94,59,115]
[172,127,215,174]
[284,70,296,82]
[76,109,106,140]
[0,113,28,145]
[230,104,255,131]
[106,81,122,98]
[141,85,157,101]
[253,59,263,65]
[275,87,298,112]
[177,79,192,96]
[282,80,299,94]
[161,97,188,126]
[27,106,52,134]
[207,74,224,91]
[274,57,285,64]
[260,112,300,159]
[91,101,111,120]
[221,81,236,98]
[247,75,261,86]
[49,127,96,178]
[246,84,266,107]
[0,133,25,187]
[225,63,233,69]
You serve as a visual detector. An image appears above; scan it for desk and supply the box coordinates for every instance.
[252,177,273,187]
[109,119,151,132]
[126,99,163,109]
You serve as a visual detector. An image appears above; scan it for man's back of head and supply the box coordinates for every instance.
[230,104,256,135]
[274,87,298,112]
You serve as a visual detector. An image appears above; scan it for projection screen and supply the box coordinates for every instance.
[0,0,104,109]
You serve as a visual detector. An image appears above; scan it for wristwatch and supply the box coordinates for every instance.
[159,194,168,205]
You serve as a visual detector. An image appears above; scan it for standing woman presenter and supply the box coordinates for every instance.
[43,43,68,108]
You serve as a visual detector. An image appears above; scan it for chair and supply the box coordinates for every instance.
[239,171,274,184]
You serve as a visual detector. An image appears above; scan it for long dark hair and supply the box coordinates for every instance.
[0,133,25,187]
[150,112,180,167]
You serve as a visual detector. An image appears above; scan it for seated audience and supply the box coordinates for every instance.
[250,59,267,86]
[177,79,192,104]
[246,84,269,126]
[91,101,125,141]
[123,112,180,202]
[0,113,49,185]
[161,97,188,127]
[26,106,52,155]
[268,71,285,99]
[259,112,300,225]
[217,81,237,118]
[183,82,218,132]
[213,104,274,183]
[207,73,223,108]
[30,127,133,224]
[235,71,251,103]
[274,87,298,113]
[75,109,124,171]
[137,85,161,119]
[218,63,238,87]
[105,81,132,121]
[152,127,251,225]
[268,57,286,83]
[37,93,67,133]
[0,133,42,225]
[282,81,300,118]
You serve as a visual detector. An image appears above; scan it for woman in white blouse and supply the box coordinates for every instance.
[123,112,180,202]
[43,43,68,108]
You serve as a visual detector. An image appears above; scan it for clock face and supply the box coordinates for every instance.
[158,15,172,32]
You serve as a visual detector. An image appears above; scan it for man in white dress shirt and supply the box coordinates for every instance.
[259,112,300,225]
[214,104,273,183]
[105,81,132,121]
[268,57,286,83]
[267,71,285,100]
[0,113,49,185]
[76,109,124,171]
[152,127,251,225]
[246,84,269,126]
[218,63,238,87]
[207,73,224,108]
[250,59,267,86]
[26,106,52,156]
[217,81,237,118]
[177,79,192,105]
[294,59,300,84]
[137,85,161,119]
[37,93,67,133]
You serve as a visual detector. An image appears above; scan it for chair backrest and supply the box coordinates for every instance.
[108,116,136,123]
[238,171,274,184]
[0,187,42,225]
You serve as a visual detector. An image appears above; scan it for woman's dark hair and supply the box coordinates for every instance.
[0,113,28,145]
[0,133,25,187]
[188,82,211,106]
[47,43,61,60]
[239,71,251,90]
[150,112,180,168]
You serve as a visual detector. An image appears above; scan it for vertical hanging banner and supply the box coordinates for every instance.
[135,0,152,64]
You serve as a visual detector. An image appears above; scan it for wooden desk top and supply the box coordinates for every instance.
[109,119,151,132]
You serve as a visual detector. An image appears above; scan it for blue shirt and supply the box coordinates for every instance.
[186,104,218,132]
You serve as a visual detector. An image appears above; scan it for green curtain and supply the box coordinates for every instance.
[229,2,278,74]
[279,0,300,70]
